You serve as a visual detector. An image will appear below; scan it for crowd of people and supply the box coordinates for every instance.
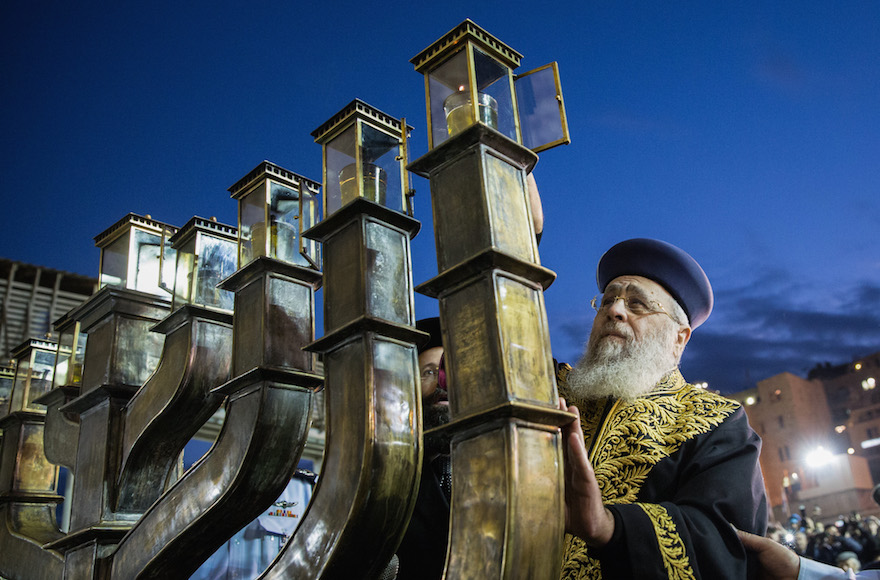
[764,511,880,574]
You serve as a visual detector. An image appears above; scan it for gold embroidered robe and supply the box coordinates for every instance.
[557,365,768,579]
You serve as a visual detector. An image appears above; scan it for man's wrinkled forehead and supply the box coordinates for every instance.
[603,275,675,303]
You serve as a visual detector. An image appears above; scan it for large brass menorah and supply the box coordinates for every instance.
[0,20,569,580]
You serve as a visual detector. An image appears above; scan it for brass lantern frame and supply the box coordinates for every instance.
[228,161,322,270]
[411,19,569,154]
[94,213,178,296]
[312,99,414,218]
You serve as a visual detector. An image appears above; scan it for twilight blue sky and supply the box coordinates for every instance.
[2,2,879,394]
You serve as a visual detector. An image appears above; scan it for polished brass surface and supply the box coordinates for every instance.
[445,421,564,578]
[109,378,314,579]
[263,336,420,579]
[409,101,566,579]
[221,257,321,377]
[116,305,232,512]
[75,286,170,394]
[261,133,422,578]
[67,397,131,533]
[109,253,322,578]
[411,19,522,78]
[0,503,64,579]
[0,413,65,579]
[409,124,540,274]
[309,199,419,338]
[35,386,79,470]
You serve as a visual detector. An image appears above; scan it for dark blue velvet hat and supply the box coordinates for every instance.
[596,238,713,328]
[416,317,443,353]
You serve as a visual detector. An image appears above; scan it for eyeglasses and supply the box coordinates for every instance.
[590,294,681,325]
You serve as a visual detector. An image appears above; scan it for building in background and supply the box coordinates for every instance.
[731,360,880,523]
[810,352,880,484]
[0,258,97,365]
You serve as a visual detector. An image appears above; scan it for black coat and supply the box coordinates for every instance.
[394,460,451,580]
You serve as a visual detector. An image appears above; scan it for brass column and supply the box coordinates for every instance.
[410,123,570,579]
[45,287,171,579]
[263,197,423,579]
[0,339,64,580]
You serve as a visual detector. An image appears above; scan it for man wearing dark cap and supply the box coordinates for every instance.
[557,238,768,579]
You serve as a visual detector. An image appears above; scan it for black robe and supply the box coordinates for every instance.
[394,459,450,580]
[557,365,768,579]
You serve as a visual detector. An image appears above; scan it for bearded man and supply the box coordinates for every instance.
[391,317,451,580]
[557,238,768,579]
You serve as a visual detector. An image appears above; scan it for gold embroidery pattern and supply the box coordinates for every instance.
[558,368,739,579]
[637,502,695,580]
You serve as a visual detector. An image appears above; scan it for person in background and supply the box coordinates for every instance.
[839,551,863,575]
[391,317,451,580]
[739,528,880,580]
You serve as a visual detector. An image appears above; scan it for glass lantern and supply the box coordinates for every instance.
[51,313,87,390]
[7,338,57,414]
[411,19,569,153]
[0,364,14,417]
[228,161,322,269]
[312,99,413,218]
[95,213,178,296]
[168,216,238,311]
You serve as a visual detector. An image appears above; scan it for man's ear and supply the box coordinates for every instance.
[674,325,691,359]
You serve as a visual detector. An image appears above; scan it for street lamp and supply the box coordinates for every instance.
[312,99,414,218]
[228,161,322,269]
[411,19,569,152]
[806,446,834,468]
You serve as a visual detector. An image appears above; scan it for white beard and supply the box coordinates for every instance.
[567,318,679,402]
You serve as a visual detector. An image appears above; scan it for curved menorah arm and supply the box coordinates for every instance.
[260,334,421,580]
[108,369,319,579]
[116,306,231,512]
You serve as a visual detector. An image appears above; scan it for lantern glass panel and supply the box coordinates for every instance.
[100,233,129,288]
[159,229,178,296]
[53,329,87,388]
[53,330,74,388]
[131,228,165,294]
[361,123,403,213]
[71,331,87,386]
[326,124,356,215]
[0,367,13,417]
[515,63,569,152]
[194,234,236,309]
[173,236,197,308]
[473,48,515,141]
[239,186,268,267]
[11,350,55,412]
[300,186,322,268]
[270,181,309,266]
[428,49,469,146]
